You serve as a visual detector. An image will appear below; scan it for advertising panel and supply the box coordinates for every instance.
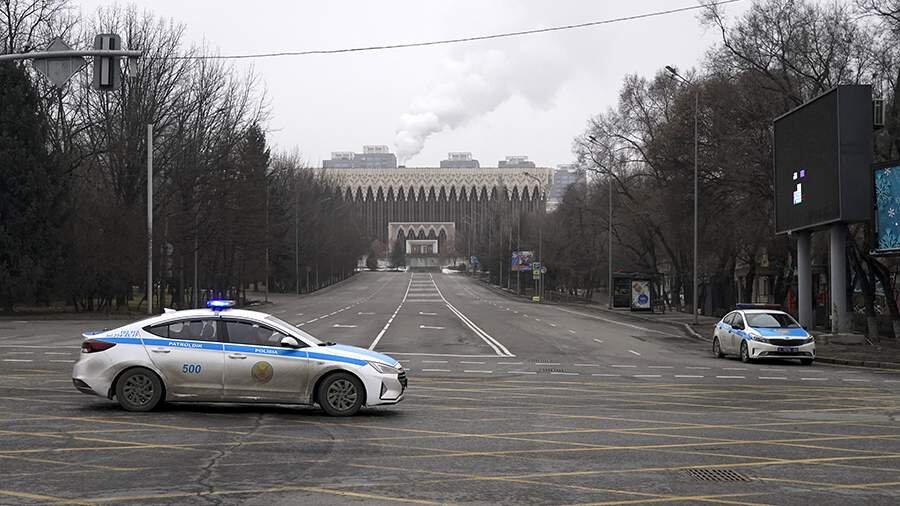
[631,280,651,311]
[874,163,900,252]
[511,251,534,272]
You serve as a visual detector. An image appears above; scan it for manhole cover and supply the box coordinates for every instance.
[684,468,753,482]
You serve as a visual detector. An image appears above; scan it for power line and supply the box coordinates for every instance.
[162,0,743,60]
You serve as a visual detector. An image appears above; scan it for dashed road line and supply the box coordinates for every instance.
[675,375,704,378]
[759,376,788,380]
[716,375,746,379]
[611,365,636,368]
[369,276,412,350]
[422,369,451,373]
[627,350,641,356]
[460,361,486,365]
[464,370,493,374]
[592,339,604,344]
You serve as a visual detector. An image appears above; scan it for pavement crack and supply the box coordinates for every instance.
[195,412,265,505]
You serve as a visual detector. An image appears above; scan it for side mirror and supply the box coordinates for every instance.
[280,336,301,348]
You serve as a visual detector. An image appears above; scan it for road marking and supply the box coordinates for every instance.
[5,352,34,355]
[569,330,577,334]
[593,339,604,344]
[723,367,747,371]
[627,350,641,356]
[295,313,304,316]
[460,361,486,364]
[421,369,451,372]
[634,374,661,378]
[552,306,677,336]
[548,323,557,327]
[534,318,541,322]
[45,352,71,355]
[611,365,636,368]
[49,360,74,363]
[759,376,788,380]
[648,366,673,369]
[716,375,746,379]
[332,324,357,328]
[801,377,827,381]
[551,372,579,376]
[358,312,375,315]
[432,276,513,357]
[497,361,523,365]
[463,370,493,374]
[842,378,870,382]
[369,276,412,350]
[2,359,32,362]
[419,325,445,330]
[418,312,437,316]
[422,360,448,364]
[381,352,502,358]
[687,366,710,370]
[535,362,560,366]
[574,363,601,367]
[509,370,537,375]
[592,373,620,377]
[674,375,704,378]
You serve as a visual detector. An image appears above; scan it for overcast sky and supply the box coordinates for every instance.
[79,0,750,167]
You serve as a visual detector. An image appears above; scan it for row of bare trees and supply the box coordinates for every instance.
[0,1,365,312]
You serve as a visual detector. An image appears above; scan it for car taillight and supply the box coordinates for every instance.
[82,340,116,353]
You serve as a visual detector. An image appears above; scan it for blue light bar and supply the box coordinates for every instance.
[207,299,236,310]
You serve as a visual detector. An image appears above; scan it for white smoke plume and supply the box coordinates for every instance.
[394,39,572,163]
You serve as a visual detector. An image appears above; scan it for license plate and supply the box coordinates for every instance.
[777,347,799,353]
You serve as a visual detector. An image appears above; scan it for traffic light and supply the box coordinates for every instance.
[92,34,121,91]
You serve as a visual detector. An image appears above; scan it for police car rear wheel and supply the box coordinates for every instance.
[713,337,724,358]
[319,372,363,417]
[740,342,753,363]
[116,368,163,412]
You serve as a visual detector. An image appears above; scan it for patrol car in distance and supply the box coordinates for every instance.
[72,300,406,416]
[712,305,815,365]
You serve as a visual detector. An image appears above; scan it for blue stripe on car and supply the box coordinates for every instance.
[329,344,398,366]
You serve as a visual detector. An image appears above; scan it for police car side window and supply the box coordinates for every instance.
[723,313,735,326]
[147,320,218,342]
[225,321,284,346]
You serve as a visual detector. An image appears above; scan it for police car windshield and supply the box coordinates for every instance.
[264,315,322,344]
[746,312,800,329]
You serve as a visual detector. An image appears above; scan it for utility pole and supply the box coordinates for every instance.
[146,124,153,315]
[265,181,270,303]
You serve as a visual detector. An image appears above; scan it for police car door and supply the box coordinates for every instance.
[221,319,311,403]
[142,319,225,400]
[730,313,746,351]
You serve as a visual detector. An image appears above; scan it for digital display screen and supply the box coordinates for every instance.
[874,165,900,251]
[774,90,840,233]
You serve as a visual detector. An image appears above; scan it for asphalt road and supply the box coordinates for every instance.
[1,271,900,505]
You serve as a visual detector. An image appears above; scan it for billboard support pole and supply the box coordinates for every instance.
[797,231,812,329]
[830,223,848,333]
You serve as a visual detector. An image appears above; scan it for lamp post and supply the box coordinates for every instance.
[523,172,545,302]
[665,65,699,325]
[587,136,615,309]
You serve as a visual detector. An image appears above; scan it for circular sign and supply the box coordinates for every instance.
[637,294,649,305]
[251,361,273,383]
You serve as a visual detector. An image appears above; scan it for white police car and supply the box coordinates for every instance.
[72,300,406,415]
[712,306,815,365]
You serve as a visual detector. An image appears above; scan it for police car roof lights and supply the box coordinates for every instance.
[207,299,236,311]
[735,303,783,311]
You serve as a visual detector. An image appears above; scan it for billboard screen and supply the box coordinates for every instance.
[874,163,900,252]
[511,251,534,272]
[774,86,873,234]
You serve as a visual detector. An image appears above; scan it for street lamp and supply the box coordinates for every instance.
[587,135,615,310]
[665,65,699,325]
[522,172,545,302]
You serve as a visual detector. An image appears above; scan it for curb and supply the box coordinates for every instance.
[815,356,900,371]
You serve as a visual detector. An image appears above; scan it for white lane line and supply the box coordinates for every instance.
[418,312,437,316]
[295,313,305,316]
[648,366,673,369]
[674,375,704,378]
[592,373,620,377]
[45,352,72,355]
[2,359,33,362]
[358,312,375,315]
[534,318,542,322]
[460,361,486,364]
[49,359,74,363]
[382,352,502,358]
[842,378,870,382]
[723,367,747,371]
[627,350,641,356]
[497,361,523,365]
[569,330,577,334]
[884,380,900,383]
[553,306,678,336]
[759,376,788,380]
[801,377,827,381]
[535,362,561,366]
[634,374,661,378]
[574,363,601,367]
[513,311,519,314]
[432,275,513,357]
[422,360,448,364]
[509,370,537,375]
[419,325,445,330]
[716,375,746,379]
[551,372,579,376]
[369,275,412,351]
[332,324,358,328]
[611,365,636,368]
[687,366,710,370]
[422,369,451,372]
[549,323,557,327]
[463,370,493,374]
[593,339,604,344]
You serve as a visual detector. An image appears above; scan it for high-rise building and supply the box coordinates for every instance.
[323,145,398,169]
[547,164,586,211]
[440,152,480,169]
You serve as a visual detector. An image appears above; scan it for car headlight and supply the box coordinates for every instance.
[368,361,401,374]
[750,334,769,343]
[803,336,815,344]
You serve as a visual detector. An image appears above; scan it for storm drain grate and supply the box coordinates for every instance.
[684,468,753,482]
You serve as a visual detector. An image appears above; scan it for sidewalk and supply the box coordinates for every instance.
[481,281,900,371]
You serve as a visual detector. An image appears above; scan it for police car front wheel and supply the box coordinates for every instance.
[115,368,163,412]
[318,372,364,416]
[740,342,753,363]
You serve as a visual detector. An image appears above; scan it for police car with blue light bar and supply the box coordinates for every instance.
[72,300,406,416]
[712,304,815,365]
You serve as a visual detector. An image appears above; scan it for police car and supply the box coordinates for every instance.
[72,300,406,416]
[712,305,815,365]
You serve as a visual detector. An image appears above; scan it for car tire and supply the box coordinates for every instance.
[712,337,725,358]
[800,358,814,366]
[740,341,753,364]
[115,368,163,412]
[318,372,364,417]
